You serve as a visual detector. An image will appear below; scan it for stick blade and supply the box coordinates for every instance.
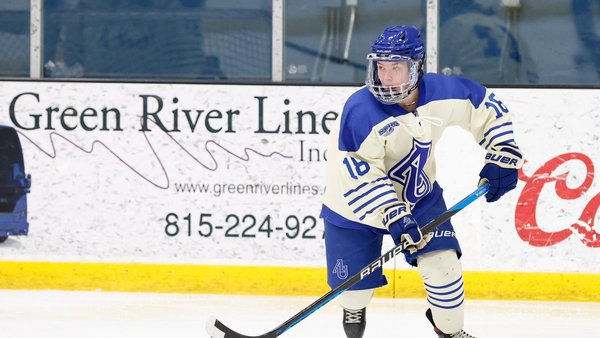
[206,316,266,338]
[206,316,227,338]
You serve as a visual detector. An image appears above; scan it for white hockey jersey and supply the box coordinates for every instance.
[321,73,523,231]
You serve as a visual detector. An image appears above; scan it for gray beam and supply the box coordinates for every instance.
[426,0,438,73]
[272,0,284,82]
[30,0,43,78]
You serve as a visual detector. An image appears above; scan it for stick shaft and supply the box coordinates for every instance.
[273,183,489,335]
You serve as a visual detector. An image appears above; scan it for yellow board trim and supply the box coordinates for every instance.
[0,261,598,302]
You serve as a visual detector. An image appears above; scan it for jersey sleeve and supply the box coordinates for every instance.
[341,128,406,227]
[322,98,410,231]
[446,79,524,169]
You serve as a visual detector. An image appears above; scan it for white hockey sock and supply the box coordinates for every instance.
[417,249,464,334]
[338,289,374,310]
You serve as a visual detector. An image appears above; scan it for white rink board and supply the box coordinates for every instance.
[0,81,598,273]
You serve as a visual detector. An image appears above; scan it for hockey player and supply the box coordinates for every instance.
[320,25,523,338]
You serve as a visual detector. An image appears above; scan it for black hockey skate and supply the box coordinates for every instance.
[343,308,366,338]
[425,308,477,338]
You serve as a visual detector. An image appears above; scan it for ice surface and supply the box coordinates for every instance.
[1,290,599,338]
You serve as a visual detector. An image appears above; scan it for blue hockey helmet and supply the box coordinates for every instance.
[366,25,425,104]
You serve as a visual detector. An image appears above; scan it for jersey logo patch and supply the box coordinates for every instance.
[378,121,400,137]
[332,259,349,280]
[388,139,433,204]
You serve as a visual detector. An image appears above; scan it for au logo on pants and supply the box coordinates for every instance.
[332,259,349,280]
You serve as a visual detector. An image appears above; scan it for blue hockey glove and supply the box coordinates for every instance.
[478,162,518,202]
[388,213,425,254]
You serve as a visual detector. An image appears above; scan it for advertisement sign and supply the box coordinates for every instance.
[0,82,597,273]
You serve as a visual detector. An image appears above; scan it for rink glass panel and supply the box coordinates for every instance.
[0,0,30,77]
[283,0,423,84]
[0,1,598,85]
[42,0,271,80]
[438,0,600,85]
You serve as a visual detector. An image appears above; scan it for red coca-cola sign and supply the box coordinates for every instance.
[515,152,599,247]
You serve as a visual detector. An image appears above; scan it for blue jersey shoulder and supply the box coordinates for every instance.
[420,73,486,108]
[337,75,487,152]
[338,87,395,152]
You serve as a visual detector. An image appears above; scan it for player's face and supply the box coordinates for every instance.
[376,61,411,89]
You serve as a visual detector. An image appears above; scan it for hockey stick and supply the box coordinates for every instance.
[206,183,489,338]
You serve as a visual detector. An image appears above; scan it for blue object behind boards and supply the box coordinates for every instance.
[0,125,31,240]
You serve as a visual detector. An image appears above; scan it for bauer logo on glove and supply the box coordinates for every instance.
[485,152,519,166]
[382,204,408,226]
